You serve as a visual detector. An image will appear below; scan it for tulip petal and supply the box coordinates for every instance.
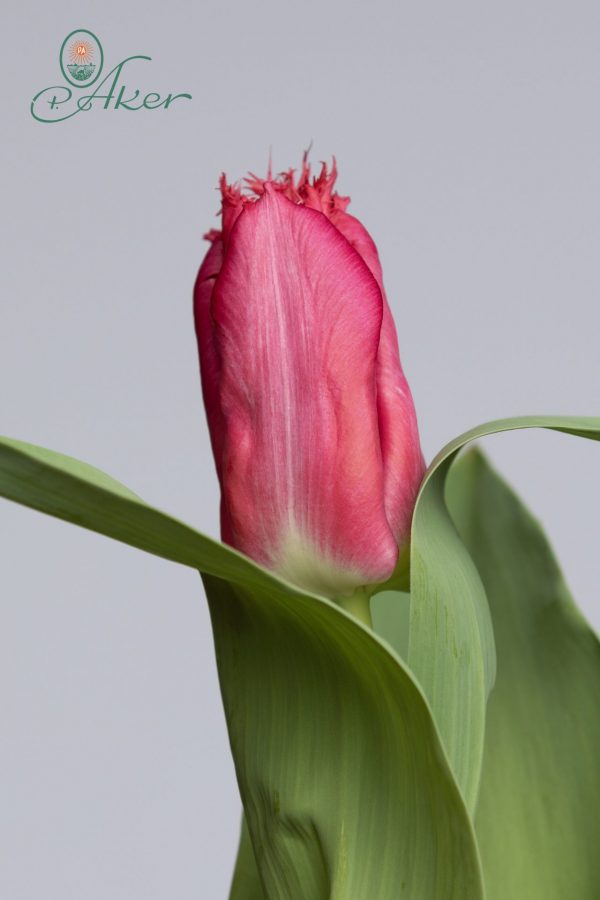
[330,210,425,543]
[194,236,225,470]
[194,236,236,545]
[375,302,425,541]
[211,186,398,597]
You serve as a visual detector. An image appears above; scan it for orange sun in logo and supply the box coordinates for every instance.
[69,39,94,64]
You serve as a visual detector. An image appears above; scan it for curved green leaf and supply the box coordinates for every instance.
[0,435,483,899]
[205,574,483,900]
[447,449,600,899]
[405,416,600,814]
[0,436,301,596]
[230,818,266,900]
[409,455,495,814]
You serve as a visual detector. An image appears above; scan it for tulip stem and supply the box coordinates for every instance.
[339,588,373,629]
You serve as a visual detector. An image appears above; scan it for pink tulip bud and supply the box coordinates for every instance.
[194,156,425,599]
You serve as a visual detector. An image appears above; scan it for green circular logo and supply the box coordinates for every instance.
[60,29,103,87]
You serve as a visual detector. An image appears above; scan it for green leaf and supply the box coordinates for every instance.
[0,436,299,595]
[205,574,483,900]
[404,416,600,815]
[230,818,266,900]
[446,448,600,899]
[408,454,495,814]
[0,435,483,899]
[3,418,600,898]
[370,590,411,662]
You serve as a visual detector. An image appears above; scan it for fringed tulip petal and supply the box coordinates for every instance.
[194,156,425,598]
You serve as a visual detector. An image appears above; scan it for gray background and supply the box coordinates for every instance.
[1,0,599,897]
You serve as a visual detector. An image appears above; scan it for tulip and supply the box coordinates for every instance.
[194,155,425,601]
